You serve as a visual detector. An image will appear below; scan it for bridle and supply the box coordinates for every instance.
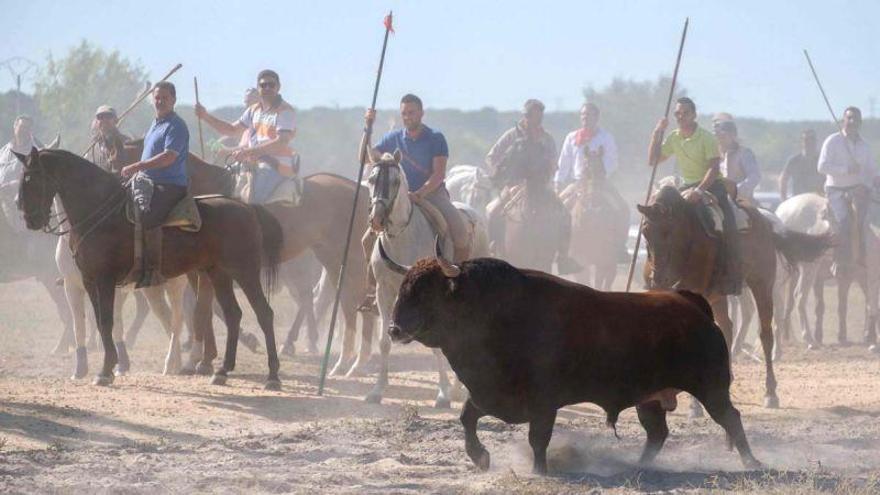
[370,160,413,238]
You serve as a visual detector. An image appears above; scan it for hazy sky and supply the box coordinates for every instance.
[2,0,877,119]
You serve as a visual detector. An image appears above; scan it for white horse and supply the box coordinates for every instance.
[366,152,489,407]
[56,232,188,379]
[446,164,497,214]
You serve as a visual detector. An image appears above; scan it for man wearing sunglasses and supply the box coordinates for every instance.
[648,97,742,295]
[88,105,131,174]
[196,69,300,204]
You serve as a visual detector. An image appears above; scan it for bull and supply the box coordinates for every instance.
[380,240,761,474]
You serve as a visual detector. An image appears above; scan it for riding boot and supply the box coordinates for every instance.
[555,206,583,275]
[122,209,145,285]
[136,227,165,288]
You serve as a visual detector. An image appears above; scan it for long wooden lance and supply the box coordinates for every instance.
[318,11,394,396]
[82,63,183,157]
[625,18,689,292]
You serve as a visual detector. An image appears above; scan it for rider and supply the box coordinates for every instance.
[714,118,761,205]
[779,129,823,201]
[196,70,300,203]
[87,105,131,174]
[120,82,189,288]
[649,97,742,295]
[817,106,878,272]
[485,99,581,275]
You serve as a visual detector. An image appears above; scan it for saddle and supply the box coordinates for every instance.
[696,190,751,236]
[124,192,206,232]
[411,195,481,254]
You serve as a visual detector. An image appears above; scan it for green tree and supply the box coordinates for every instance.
[34,40,151,153]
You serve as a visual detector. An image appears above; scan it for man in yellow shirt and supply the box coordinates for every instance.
[648,97,742,295]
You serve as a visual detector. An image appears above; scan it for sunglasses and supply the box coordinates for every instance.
[259,81,277,89]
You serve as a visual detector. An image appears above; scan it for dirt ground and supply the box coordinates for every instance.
[2,274,880,494]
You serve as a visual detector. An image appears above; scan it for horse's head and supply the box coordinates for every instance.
[367,150,410,233]
[636,185,693,289]
[13,148,57,232]
[496,136,547,188]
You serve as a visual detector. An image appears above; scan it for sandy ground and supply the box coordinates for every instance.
[2,274,880,494]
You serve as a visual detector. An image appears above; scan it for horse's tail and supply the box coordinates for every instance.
[772,229,833,267]
[252,205,283,293]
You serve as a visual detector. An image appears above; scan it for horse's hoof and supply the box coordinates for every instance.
[279,343,295,359]
[869,344,880,354]
[210,373,228,386]
[329,362,348,377]
[240,333,262,354]
[114,342,130,375]
[93,375,113,387]
[743,456,765,470]
[71,348,88,380]
[195,361,214,376]
[434,397,451,409]
[474,450,491,471]
[364,393,382,404]
[179,364,197,376]
[264,379,282,391]
[764,395,780,409]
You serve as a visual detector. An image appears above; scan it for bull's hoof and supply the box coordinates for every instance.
[364,392,383,404]
[240,333,262,354]
[210,373,228,386]
[195,361,214,376]
[279,343,295,359]
[264,379,282,391]
[473,450,490,471]
[742,456,765,470]
[764,395,780,409]
[434,397,451,409]
[93,374,114,386]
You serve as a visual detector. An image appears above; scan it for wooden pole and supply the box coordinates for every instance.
[625,18,689,292]
[82,63,183,157]
[318,11,394,396]
[194,76,206,160]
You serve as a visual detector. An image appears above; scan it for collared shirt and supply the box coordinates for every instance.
[555,127,618,186]
[661,126,720,184]
[89,129,130,173]
[782,151,823,196]
[141,111,189,186]
[238,97,296,163]
[817,131,877,189]
[486,122,557,178]
[720,143,761,200]
[374,125,449,191]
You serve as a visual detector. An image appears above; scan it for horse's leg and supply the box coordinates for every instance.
[731,292,754,358]
[857,271,874,346]
[433,349,452,409]
[64,278,89,379]
[329,269,356,376]
[43,279,74,355]
[837,271,852,345]
[142,283,176,375]
[814,270,826,346]
[781,264,796,342]
[112,290,130,376]
[206,270,241,386]
[84,276,118,386]
[185,272,217,375]
[235,270,281,390]
[124,291,150,348]
[279,270,302,358]
[305,292,319,354]
[365,283,395,404]
[751,277,779,408]
[796,263,817,348]
[771,268,786,361]
[163,277,186,375]
[348,286,376,376]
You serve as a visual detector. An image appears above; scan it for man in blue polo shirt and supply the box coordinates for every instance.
[120,81,189,287]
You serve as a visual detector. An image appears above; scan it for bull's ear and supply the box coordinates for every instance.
[11,151,27,165]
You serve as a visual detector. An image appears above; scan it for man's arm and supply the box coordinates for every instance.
[414,155,447,199]
[485,129,515,174]
[696,158,721,192]
[737,149,761,197]
[816,137,838,176]
[194,103,247,137]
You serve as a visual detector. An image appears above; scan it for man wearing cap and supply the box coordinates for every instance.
[779,129,823,200]
[120,81,190,288]
[88,105,131,173]
[714,119,761,204]
[196,70,299,203]
[818,106,878,273]
[484,98,581,274]
[649,97,742,294]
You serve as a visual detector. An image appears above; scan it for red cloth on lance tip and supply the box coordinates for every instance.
[384,13,394,33]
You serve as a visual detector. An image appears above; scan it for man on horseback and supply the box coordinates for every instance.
[649,97,742,295]
[120,82,189,288]
[556,102,629,261]
[195,69,301,204]
[818,106,877,273]
[714,118,761,205]
[87,105,130,174]
[485,99,581,274]
[779,129,823,200]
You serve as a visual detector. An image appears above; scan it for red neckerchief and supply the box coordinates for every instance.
[574,127,596,147]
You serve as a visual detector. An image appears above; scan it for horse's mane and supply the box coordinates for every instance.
[42,148,107,173]
[653,184,685,207]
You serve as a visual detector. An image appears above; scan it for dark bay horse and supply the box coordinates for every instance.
[15,148,284,389]
[637,184,831,408]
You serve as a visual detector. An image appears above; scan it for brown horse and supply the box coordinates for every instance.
[15,148,284,389]
[124,140,375,375]
[637,184,831,408]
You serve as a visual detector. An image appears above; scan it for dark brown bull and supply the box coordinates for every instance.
[381,247,761,474]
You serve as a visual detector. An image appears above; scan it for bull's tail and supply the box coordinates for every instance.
[772,229,832,267]
[252,205,283,294]
[676,289,714,320]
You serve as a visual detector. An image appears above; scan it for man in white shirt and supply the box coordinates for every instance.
[818,106,877,270]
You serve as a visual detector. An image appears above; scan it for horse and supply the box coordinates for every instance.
[446,164,497,214]
[367,151,489,407]
[637,184,831,408]
[562,155,629,290]
[14,148,283,389]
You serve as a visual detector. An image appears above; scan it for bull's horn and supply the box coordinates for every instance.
[45,134,61,150]
[378,239,410,275]
[434,235,461,278]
